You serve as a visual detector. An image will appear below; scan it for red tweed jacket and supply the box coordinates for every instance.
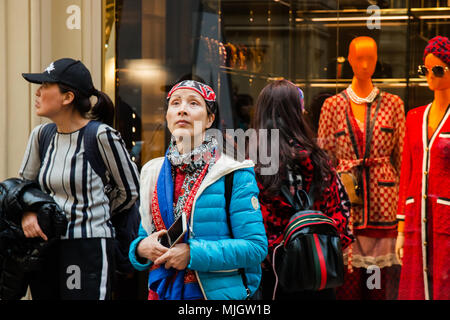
[396,104,450,300]
[317,90,406,231]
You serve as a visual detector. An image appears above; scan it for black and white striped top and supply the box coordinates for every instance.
[19,123,140,239]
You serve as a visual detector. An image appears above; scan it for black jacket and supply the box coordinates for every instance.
[0,178,67,300]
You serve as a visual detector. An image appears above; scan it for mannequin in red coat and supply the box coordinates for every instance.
[395,36,450,300]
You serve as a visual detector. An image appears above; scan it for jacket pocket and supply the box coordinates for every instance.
[402,197,416,232]
[434,197,450,235]
[210,269,239,273]
[397,197,414,221]
[439,132,450,139]
[380,126,394,134]
[436,197,450,206]
[377,179,396,187]
[334,129,346,138]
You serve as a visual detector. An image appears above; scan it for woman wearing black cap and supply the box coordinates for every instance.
[18,58,139,300]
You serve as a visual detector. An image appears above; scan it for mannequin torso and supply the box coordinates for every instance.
[349,80,374,124]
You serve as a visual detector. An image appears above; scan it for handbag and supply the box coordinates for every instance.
[271,184,344,298]
[338,171,362,206]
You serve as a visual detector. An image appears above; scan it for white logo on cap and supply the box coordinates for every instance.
[45,62,55,74]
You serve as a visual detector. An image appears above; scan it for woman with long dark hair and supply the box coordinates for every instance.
[18,58,139,299]
[252,80,354,300]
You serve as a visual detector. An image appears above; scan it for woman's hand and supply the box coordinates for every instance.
[154,243,190,270]
[137,230,169,262]
[21,211,48,241]
[395,232,404,265]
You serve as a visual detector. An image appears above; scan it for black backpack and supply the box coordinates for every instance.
[38,121,140,274]
[271,184,344,297]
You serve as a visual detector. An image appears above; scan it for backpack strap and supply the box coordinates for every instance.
[38,123,57,162]
[82,120,109,186]
[38,121,109,186]
[224,171,235,228]
[224,171,251,300]
[281,183,313,212]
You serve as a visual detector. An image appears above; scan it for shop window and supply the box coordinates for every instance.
[103,0,450,301]
[104,0,450,167]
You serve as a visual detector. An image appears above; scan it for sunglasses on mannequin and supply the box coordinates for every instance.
[418,65,449,78]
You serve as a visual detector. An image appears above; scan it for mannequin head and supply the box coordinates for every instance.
[423,54,450,91]
[422,36,450,92]
[348,36,378,81]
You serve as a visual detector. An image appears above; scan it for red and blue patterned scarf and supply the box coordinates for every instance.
[148,136,218,300]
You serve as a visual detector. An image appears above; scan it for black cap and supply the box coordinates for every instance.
[22,58,95,97]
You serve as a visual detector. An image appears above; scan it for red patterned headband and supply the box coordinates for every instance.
[167,80,217,103]
[423,36,450,66]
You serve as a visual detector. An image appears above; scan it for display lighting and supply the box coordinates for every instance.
[295,15,450,22]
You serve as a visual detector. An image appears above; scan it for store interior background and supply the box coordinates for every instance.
[102,0,450,299]
[104,0,450,176]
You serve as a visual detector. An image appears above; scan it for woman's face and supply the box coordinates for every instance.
[34,83,69,118]
[424,53,450,91]
[166,88,215,143]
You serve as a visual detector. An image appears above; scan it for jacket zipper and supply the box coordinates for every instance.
[210,269,239,273]
[189,162,254,300]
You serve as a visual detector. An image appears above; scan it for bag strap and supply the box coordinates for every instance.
[82,120,109,186]
[38,123,57,162]
[341,91,383,196]
[224,171,251,300]
[341,91,383,166]
[38,121,108,186]
[281,182,314,212]
[361,93,383,167]
[224,172,234,225]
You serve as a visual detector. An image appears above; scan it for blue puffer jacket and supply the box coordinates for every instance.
[129,155,268,300]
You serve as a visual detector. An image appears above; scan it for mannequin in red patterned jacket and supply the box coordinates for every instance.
[318,37,406,300]
[395,36,450,300]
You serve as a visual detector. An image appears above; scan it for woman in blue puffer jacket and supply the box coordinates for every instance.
[128,80,267,300]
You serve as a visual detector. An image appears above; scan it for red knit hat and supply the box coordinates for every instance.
[423,36,450,66]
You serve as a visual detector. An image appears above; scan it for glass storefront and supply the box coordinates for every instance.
[104,0,450,169]
[102,1,450,300]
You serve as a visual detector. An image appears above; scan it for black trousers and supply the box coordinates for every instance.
[26,238,115,300]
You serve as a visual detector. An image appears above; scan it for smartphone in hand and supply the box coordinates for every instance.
[159,212,187,248]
